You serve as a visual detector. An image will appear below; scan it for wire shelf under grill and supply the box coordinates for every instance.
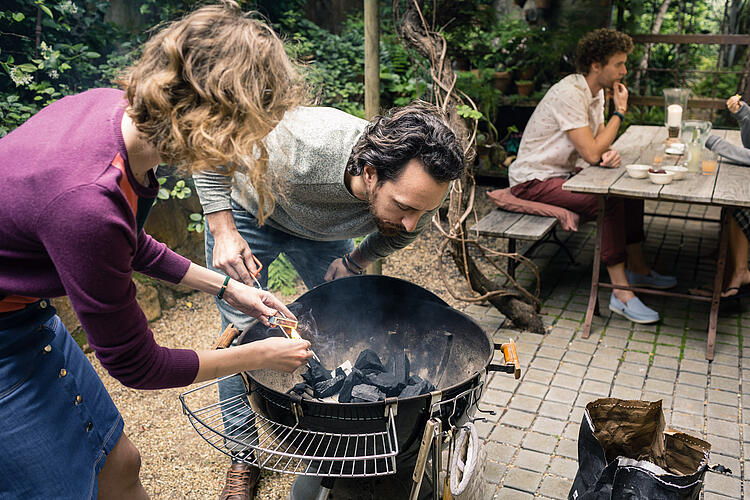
[179,378,399,477]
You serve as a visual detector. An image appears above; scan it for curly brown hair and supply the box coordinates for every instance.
[119,2,306,224]
[346,101,466,185]
[576,28,633,75]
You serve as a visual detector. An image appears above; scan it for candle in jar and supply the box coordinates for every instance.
[666,104,683,127]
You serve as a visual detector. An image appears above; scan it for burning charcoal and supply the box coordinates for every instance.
[366,371,406,397]
[314,374,346,398]
[386,352,410,386]
[338,368,365,403]
[399,380,432,398]
[354,349,384,372]
[301,358,332,386]
[351,384,385,402]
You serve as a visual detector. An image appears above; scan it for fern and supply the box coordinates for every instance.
[267,253,299,296]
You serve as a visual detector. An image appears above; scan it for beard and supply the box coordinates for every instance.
[367,186,405,237]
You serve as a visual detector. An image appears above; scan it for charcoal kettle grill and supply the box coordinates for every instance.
[180,276,521,499]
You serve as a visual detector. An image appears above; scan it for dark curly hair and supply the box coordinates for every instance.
[576,28,633,75]
[346,101,466,184]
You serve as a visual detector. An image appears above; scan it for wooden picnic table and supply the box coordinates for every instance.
[562,124,746,360]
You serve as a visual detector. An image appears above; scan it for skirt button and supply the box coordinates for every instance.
[75,395,82,405]
[39,300,48,309]
[86,421,93,432]
[43,344,52,353]
[59,368,67,378]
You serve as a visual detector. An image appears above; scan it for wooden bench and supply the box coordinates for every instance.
[470,209,576,278]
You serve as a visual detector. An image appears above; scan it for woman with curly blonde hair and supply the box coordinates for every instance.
[0,3,310,498]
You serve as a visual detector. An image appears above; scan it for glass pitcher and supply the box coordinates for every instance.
[681,120,712,147]
[663,88,691,139]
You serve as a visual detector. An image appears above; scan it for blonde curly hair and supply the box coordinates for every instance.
[119,2,306,224]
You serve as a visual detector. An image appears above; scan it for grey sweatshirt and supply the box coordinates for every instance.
[705,103,750,165]
[193,106,435,263]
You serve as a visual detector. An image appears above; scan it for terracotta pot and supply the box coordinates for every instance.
[492,71,512,93]
[519,66,535,81]
[517,81,533,97]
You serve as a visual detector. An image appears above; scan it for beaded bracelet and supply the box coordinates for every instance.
[342,253,365,275]
[217,275,231,299]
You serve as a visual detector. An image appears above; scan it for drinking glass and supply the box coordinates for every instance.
[702,149,717,176]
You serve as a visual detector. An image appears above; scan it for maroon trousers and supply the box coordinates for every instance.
[511,177,644,266]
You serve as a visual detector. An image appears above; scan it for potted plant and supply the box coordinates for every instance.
[516,80,533,96]
[492,67,512,93]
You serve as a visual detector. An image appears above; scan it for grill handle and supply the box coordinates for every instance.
[488,339,521,379]
[213,323,240,350]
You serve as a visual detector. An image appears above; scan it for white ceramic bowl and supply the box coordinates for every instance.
[625,164,651,179]
[664,165,688,180]
[648,170,674,185]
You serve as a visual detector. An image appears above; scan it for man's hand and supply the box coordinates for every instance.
[728,95,743,114]
[600,149,622,168]
[212,230,259,284]
[206,211,260,285]
[324,257,357,281]
[612,82,628,113]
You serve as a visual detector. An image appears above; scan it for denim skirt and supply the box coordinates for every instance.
[0,300,123,499]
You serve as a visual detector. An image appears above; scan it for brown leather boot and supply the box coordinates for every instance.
[218,462,261,500]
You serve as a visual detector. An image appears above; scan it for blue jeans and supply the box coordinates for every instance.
[205,201,354,459]
[0,301,123,499]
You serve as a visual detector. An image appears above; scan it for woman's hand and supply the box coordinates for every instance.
[254,337,313,372]
[224,281,295,325]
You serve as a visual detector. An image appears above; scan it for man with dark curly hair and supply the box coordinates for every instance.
[193,101,465,498]
[509,27,676,325]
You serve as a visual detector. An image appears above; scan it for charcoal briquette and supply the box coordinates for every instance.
[314,374,345,398]
[366,371,405,397]
[387,352,410,386]
[408,374,423,386]
[289,383,309,394]
[354,349,384,372]
[398,380,432,398]
[351,384,385,402]
[302,358,332,386]
[335,367,346,379]
[338,368,364,403]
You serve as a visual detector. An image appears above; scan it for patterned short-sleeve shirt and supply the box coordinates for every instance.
[509,73,605,187]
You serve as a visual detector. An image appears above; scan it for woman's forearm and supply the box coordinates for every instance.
[193,343,266,383]
[178,261,227,295]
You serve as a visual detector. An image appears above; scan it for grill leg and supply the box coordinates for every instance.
[314,478,335,500]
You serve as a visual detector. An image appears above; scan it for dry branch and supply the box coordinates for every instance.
[394,0,544,333]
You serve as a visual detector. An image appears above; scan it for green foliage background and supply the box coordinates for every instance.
[1,0,747,291]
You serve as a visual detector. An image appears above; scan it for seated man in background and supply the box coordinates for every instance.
[194,101,466,499]
[508,28,676,324]
[699,94,750,297]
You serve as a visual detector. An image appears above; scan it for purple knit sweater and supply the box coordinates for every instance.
[0,88,199,389]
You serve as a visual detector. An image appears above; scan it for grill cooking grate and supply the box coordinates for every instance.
[179,377,399,477]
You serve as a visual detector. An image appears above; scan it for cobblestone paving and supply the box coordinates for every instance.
[476,202,748,499]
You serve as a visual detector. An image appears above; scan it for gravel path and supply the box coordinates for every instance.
[91,188,499,499]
